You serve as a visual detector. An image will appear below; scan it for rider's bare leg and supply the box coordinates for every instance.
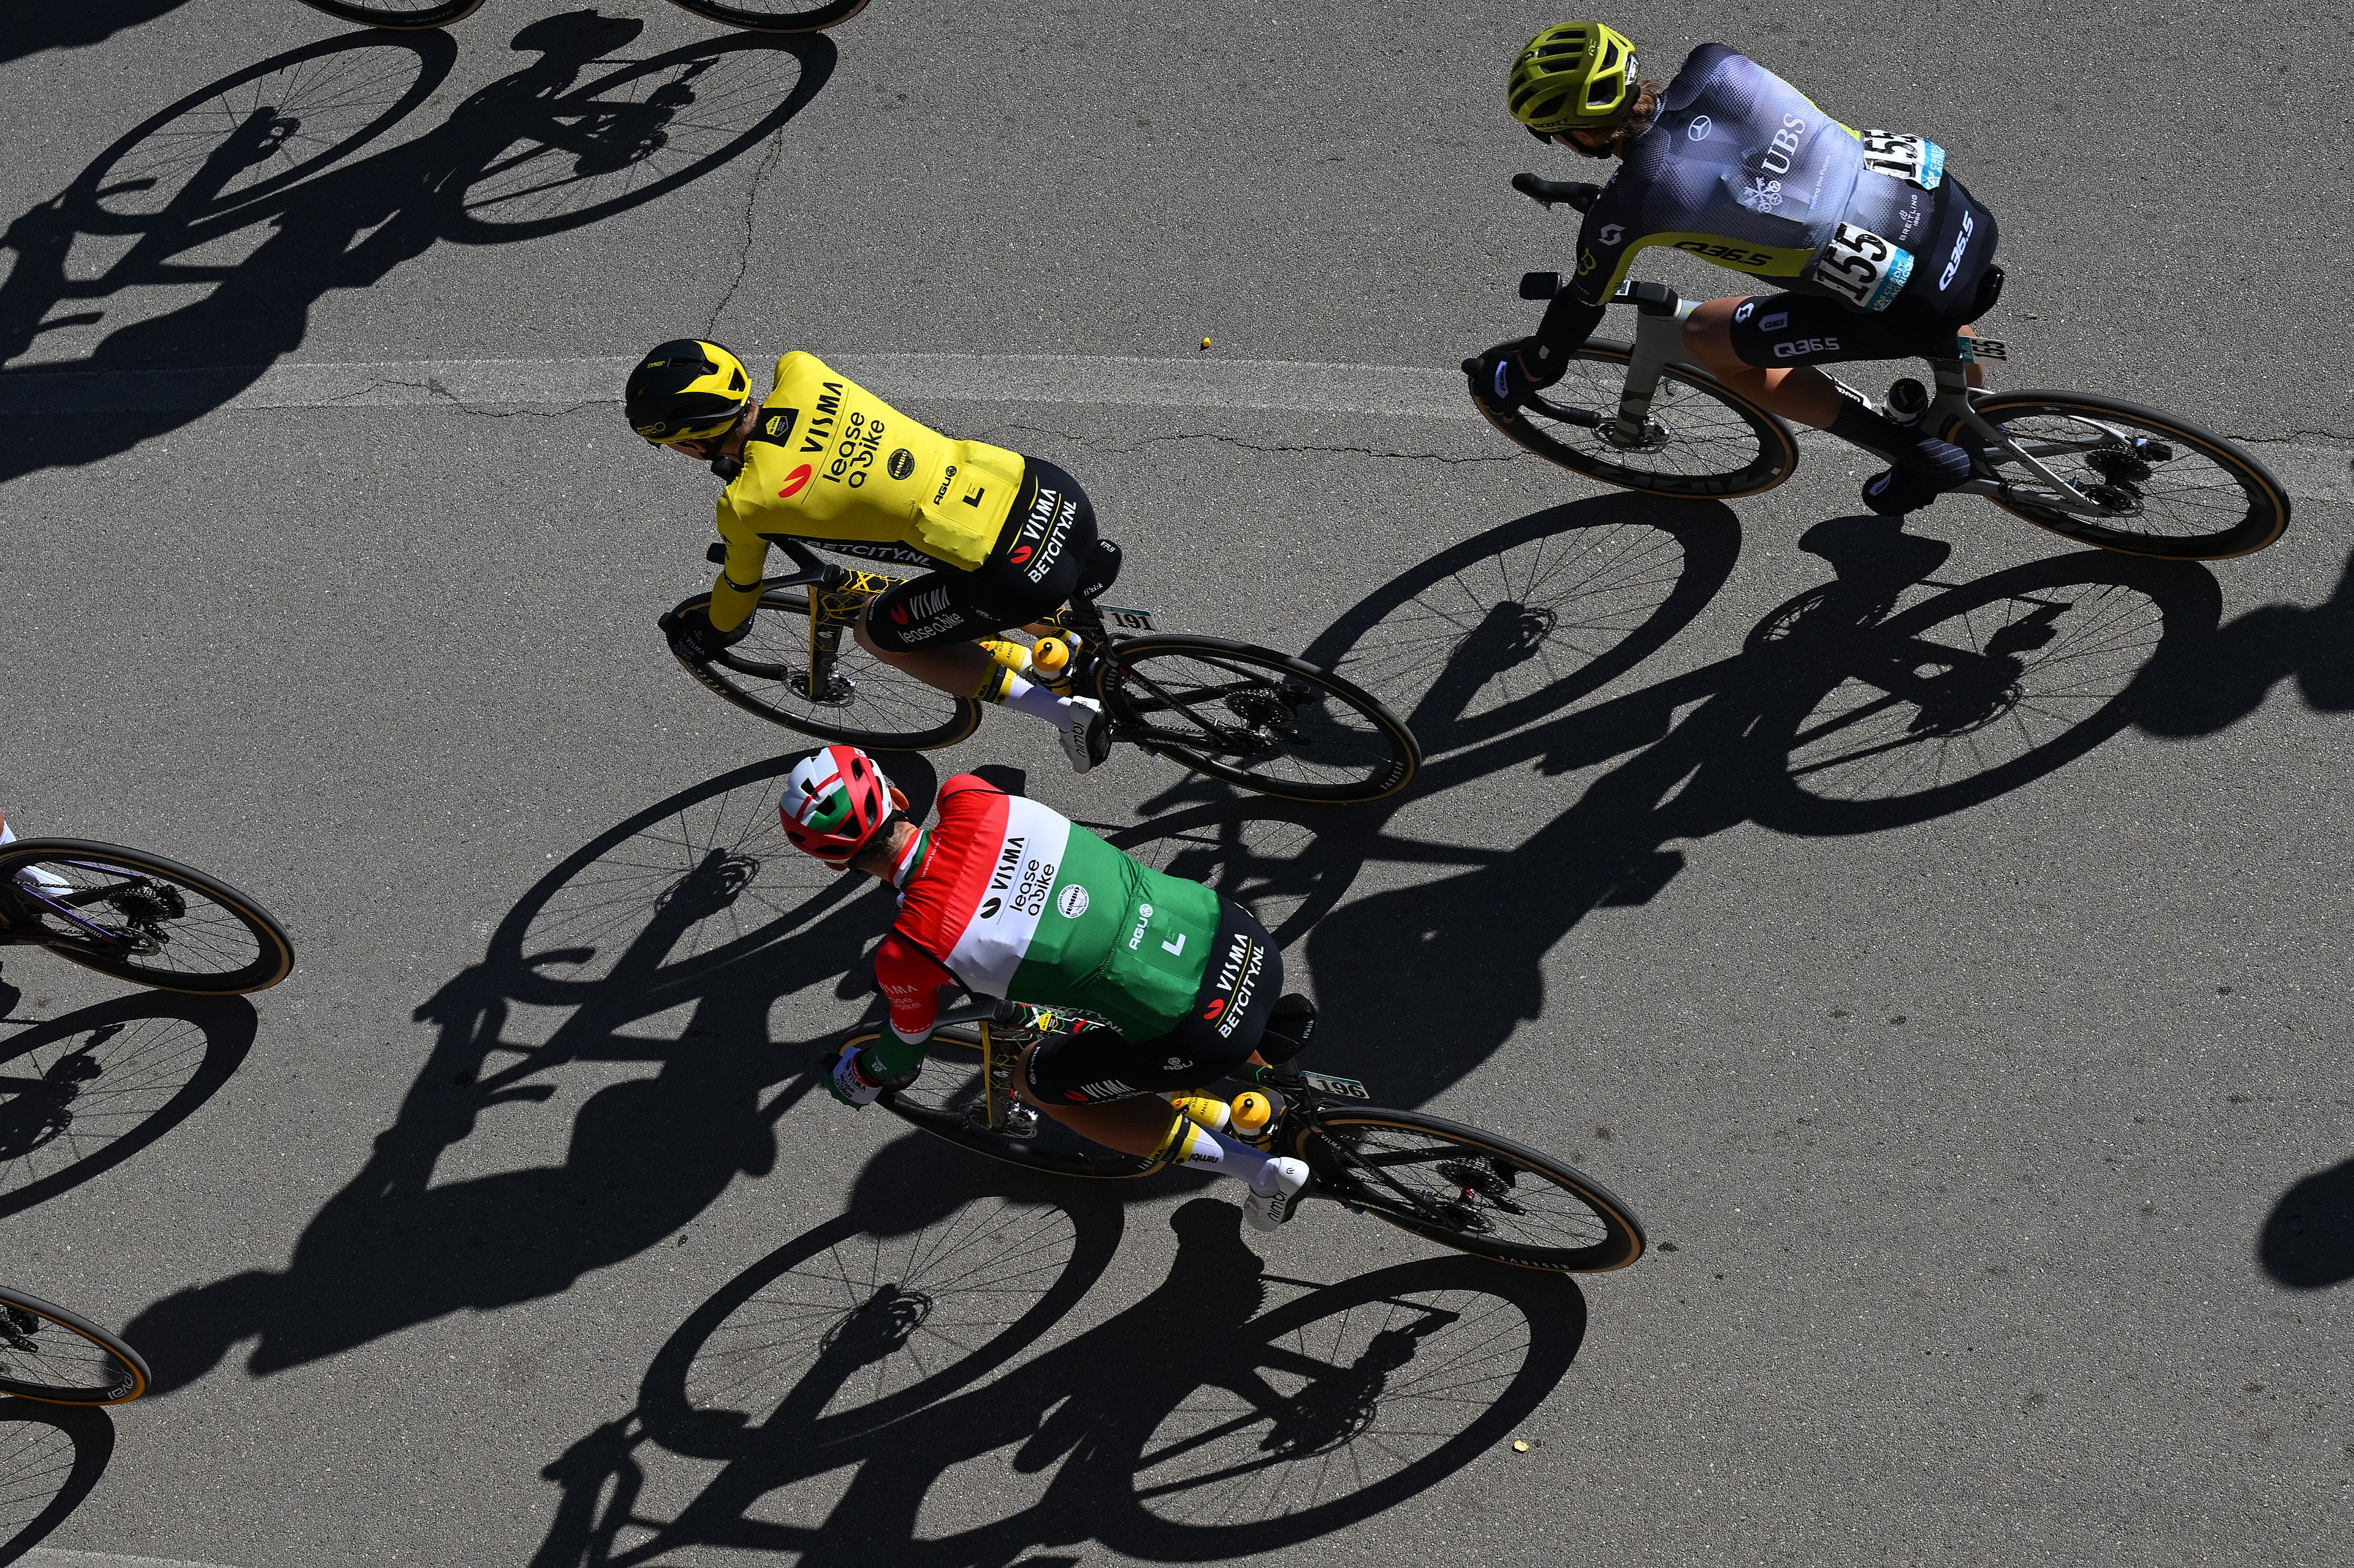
[1681,301,1986,421]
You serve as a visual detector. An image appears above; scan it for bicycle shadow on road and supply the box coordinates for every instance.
[0,12,835,484]
[1126,510,2222,1105]
[2125,542,2354,739]
[526,1193,1584,1567]
[0,982,256,1222]
[0,1399,114,1566]
[2258,1155,2354,1291]
[121,753,937,1396]
[0,0,191,67]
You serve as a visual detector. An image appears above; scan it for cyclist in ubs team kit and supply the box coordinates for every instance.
[628,341,1115,773]
[1472,23,2005,516]
[782,745,1317,1231]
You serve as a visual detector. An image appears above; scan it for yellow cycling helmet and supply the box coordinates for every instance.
[1509,22,1640,137]
[625,339,754,444]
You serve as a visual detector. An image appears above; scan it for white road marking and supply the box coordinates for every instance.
[0,352,2344,501]
[20,1550,245,1568]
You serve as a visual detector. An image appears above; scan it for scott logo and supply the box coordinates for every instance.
[1599,223,1625,246]
[779,465,813,500]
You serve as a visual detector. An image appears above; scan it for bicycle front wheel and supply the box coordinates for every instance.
[0,841,294,995]
[1479,341,1799,498]
[290,0,486,27]
[1946,392,2290,560]
[0,1288,150,1405]
[1294,1109,1645,1272]
[1094,637,1420,804]
[665,0,874,31]
[668,590,983,752]
[868,1028,1162,1181]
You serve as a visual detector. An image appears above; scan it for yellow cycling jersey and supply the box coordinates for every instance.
[707,352,1026,631]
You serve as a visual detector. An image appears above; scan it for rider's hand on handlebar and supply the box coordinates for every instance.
[660,605,750,664]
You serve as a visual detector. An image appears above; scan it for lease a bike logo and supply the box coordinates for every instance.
[779,464,813,500]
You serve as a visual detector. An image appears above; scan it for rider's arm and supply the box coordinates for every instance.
[707,500,771,633]
[873,931,953,1048]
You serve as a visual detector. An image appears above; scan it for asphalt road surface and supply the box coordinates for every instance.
[2,4,2349,1566]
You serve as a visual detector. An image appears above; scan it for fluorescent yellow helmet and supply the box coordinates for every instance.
[1509,22,1640,137]
[625,339,753,444]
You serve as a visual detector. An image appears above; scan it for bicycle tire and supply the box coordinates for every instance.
[289,0,486,27]
[870,1027,1162,1181]
[1943,391,2290,560]
[1093,636,1420,804]
[663,0,873,32]
[1476,341,1800,499]
[1292,1108,1645,1272]
[0,840,294,995]
[667,590,983,752]
[0,1287,150,1405]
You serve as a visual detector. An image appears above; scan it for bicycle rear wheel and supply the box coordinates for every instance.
[1094,637,1420,804]
[0,1288,149,1405]
[668,590,982,751]
[1946,392,2290,560]
[0,841,294,995]
[868,1027,1161,1181]
[1477,341,1799,498]
[291,0,486,27]
[665,0,874,31]
[1293,1108,1644,1272]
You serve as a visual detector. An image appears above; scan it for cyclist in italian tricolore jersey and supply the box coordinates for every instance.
[1475,24,2003,516]
[781,746,1316,1231]
[627,341,1114,774]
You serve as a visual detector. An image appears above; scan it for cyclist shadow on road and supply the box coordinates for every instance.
[0,11,834,485]
[527,1193,1585,1567]
[121,753,932,1396]
[1128,503,2220,1104]
[2125,540,2354,739]
[0,982,257,1222]
[0,1399,116,1562]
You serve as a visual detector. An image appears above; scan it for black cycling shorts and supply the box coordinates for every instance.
[1728,178,2002,369]
[1024,902,1283,1106]
[862,458,1097,653]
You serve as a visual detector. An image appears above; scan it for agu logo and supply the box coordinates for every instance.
[779,464,813,500]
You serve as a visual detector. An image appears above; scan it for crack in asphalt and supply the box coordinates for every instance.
[705,126,789,337]
[976,419,1529,466]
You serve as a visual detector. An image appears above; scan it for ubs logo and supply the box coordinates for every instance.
[1688,115,1712,140]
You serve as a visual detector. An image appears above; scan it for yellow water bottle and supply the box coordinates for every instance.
[1228,1089,1284,1146]
[1029,633,1078,693]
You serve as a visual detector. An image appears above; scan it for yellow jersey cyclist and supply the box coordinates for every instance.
[1472,23,2002,516]
[628,341,1115,773]
[783,744,1319,1231]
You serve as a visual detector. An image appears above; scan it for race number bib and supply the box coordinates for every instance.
[1811,223,1914,311]
[1857,130,1945,190]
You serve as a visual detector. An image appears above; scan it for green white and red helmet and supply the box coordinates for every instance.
[780,745,904,862]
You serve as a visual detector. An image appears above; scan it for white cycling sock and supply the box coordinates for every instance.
[1157,1116,1276,1187]
[997,674,1073,728]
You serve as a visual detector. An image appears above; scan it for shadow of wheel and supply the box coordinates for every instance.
[1098,1257,1584,1554]
[486,753,940,1007]
[1299,494,1739,759]
[443,33,834,242]
[0,1402,113,1559]
[62,31,454,232]
[0,994,256,1220]
[1745,552,2222,835]
[634,1177,1120,1461]
[1097,800,1362,951]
